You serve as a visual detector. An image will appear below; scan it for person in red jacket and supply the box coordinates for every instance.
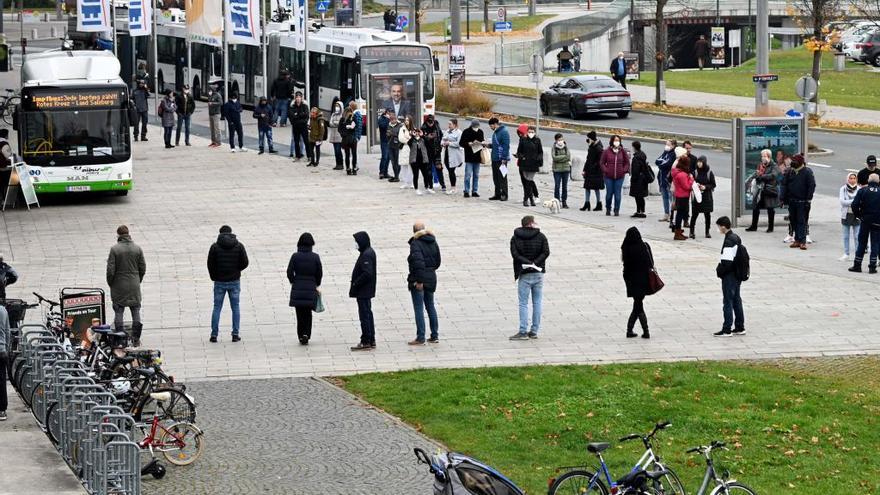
[599,134,630,216]
[671,155,695,240]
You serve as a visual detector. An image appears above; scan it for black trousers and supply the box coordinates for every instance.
[446,165,457,188]
[627,296,647,333]
[691,208,712,236]
[344,144,358,170]
[491,161,508,198]
[357,298,375,346]
[519,169,538,200]
[634,196,646,213]
[789,201,808,243]
[412,161,432,189]
[307,142,321,164]
[673,197,690,230]
[294,306,313,342]
[292,126,309,158]
[389,146,401,178]
[750,207,775,229]
[0,352,7,412]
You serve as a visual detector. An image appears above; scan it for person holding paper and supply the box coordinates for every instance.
[510,215,550,340]
[714,217,745,336]
[488,117,509,202]
[690,156,716,239]
[459,119,485,198]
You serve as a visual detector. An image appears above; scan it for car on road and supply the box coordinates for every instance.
[540,75,632,120]
[858,31,880,66]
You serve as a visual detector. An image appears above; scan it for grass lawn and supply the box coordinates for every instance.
[420,14,553,36]
[627,48,880,111]
[340,359,880,495]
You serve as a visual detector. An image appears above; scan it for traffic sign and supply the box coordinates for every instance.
[795,75,818,100]
[529,53,543,73]
[316,1,329,12]
[496,7,506,22]
[752,74,778,83]
[494,21,512,33]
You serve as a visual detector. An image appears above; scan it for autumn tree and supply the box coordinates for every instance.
[789,0,844,104]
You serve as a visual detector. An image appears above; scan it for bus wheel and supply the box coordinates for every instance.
[158,72,165,93]
[192,78,201,100]
[115,190,129,197]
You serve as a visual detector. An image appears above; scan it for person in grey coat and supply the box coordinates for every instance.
[158,89,177,149]
[106,225,147,346]
[131,80,150,141]
[207,84,223,147]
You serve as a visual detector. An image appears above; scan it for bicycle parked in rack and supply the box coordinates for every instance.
[683,441,757,495]
[0,89,20,126]
[138,391,205,479]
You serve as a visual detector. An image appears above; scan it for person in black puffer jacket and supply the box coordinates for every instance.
[581,131,604,211]
[407,222,442,345]
[349,231,377,351]
[509,215,550,340]
[287,233,323,345]
[207,225,249,343]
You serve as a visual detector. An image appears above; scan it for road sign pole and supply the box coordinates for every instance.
[500,32,503,75]
[754,0,769,113]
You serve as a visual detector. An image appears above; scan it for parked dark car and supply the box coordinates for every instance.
[540,75,632,120]
[858,30,880,66]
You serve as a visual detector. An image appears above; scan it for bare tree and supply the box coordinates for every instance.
[848,0,880,28]
[653,0,669,105]
[789,0,845,104]
[483,0,489,33]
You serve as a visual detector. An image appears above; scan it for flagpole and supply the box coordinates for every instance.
[152,0,159,114]
[222,0,229,103]
[261,0,267,98]
[111,1,117,56]
[304,0,309,106]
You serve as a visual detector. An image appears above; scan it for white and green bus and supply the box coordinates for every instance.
[16,50,133,195]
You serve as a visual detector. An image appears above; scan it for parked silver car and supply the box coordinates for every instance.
[540,75,632,120]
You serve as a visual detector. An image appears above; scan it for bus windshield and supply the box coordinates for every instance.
[359,45,434,100]
[20,87,131,167]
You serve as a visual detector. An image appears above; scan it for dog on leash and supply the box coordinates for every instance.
[543,198,562,214]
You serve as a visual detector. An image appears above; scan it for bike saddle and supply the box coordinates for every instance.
[92,325,114,334]
[149,391,172,402]
[645,469,670,480]
[587,442,611,454]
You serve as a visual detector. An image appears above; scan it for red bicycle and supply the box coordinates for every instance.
[138,391,204,479]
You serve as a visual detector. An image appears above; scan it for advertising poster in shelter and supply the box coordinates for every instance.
[448,44,466,88]
[61,290,105,342]
[186,0,223,47]
[740,118,804,210]
[368,73,422,146]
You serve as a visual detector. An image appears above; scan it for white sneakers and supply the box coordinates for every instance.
[427,188,436,194]
[415,190,423,196]
[806,235,813,244]
[783,235,794,243]
[839,253,850,261]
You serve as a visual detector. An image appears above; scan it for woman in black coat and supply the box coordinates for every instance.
[621,226,650,339]
[287,232,323,345]
[690,156,717,239]
[581,131,605,211]
[628,141,650,218]
[515,125,542,206]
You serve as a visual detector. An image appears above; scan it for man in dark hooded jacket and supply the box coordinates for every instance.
[349,231,377,350]
[207,225,249,342]
[509,215,549,340]
[407,221,442,345]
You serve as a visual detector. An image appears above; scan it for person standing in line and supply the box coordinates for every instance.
[269,70,292,126]
[289,92,310,161]
[849,173,880,274]
[339,104,359,175]
[654,139,676,221]
[307,107,327,167]
[714,216,746,336]
[581,131,604,211]
[509,215,550,340]
[174,85,195,146]
[287,233,323,345]
[253,96,277,155]
[131,80,149,141]
[599,134,630,216]
[106,225,147,346]
[207,84,223,147]
[628,141,650,218]
[442,118,464,194]
[551,133,571,209]
[398,115,414,189]
[610,52,627,88]
[158,90,177,149]
[488,117,510,201]
[781,154,815,250]
[377,108,391,179]
[840,172,861,262]
[0,253,18,301]
[349,231,377,351]
[460,119,485,198]
[621,227,650,339]
[694,34,710,70]
[386,111,403,183]
[745,149,779,232]
[671,155,694,241]
[421,114,443,182]
[328,97,345,170]
[409,127,434,195]
[516,125,542,207]
[856,154,877,186]
[407,221,442,345]
[207,225,249,343]
[667,146,688,232]
[222,93,246,153]
[0,304,9,421]
[690,156,717,239]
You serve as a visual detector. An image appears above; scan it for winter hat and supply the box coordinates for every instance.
[868,155,877,166]
[790,154,805,166]
[586,130,597,141]
[517,123,529,137]
[674,146,688,158]
[219,225,232,234]
[470,119,479,128]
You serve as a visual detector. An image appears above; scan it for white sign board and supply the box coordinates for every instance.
[728,29,741,48]
[15,163,39,209]
[496,7,506,22]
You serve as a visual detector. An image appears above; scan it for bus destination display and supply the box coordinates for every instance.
[360,46,428,60]
[30,90,123,110]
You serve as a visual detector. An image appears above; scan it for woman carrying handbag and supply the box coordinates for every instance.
[287,233,323,345]
[621,227,657,339]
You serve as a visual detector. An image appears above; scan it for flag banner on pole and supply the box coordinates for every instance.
[291,0,306,50]
[129,0,152,36]
[186,0,223,47]
[77,0,111,32]
[225,0,260,46]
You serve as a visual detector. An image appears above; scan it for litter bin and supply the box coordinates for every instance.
[0,44,9,72]
[834,52,846,72]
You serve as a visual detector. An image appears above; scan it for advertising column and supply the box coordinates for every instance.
[448,44,465,88]
[711,26,726,67]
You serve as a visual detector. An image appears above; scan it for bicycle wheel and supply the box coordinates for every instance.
[650,465,687,495]
[135,387,196,424]
[2,97,19,125]
[30,383,46,426]
[160,422,204,466]
[710,482,758,495]
[549,469,609,495]
[46,402,61,445]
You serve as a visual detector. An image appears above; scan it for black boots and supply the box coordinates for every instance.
[593,201,603,211]
[562,200,569,209]
[131,322,143,347]
[580,202,589,211]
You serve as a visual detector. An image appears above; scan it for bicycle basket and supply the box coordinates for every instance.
[0,298,28,327]
[433,452,526,495]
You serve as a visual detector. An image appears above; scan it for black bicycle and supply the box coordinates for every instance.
[0,89,20,126]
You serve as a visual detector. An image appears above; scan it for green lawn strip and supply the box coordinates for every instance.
[340,361,880,494]
[420,14,553,36]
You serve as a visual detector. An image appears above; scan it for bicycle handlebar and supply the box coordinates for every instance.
[414,447,431,465]
[619,434,641,442]
[33,292,60,307]
[686,441,727,455]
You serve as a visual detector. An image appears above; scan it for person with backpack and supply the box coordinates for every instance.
[714,216,747,337]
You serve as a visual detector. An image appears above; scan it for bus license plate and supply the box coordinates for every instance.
[66,185,91,192]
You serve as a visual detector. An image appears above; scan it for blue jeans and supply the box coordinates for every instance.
[258,127,274,152]
[379,139,390,176]
[553,171,569,202]
[517,272,543,334]
[604,177,624,213]
[211,280,241,337]
[584,188,601,204]
[842,221,861,256]
[175,114,191,145]
[658,172,672,215]
[464,162,480,193]
[721,274,744,332]
[410,288,438,341]
[274,98,289,124]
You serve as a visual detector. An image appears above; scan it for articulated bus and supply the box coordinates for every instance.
[16,51,132,195]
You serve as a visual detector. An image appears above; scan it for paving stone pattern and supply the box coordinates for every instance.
[142,378,435,495]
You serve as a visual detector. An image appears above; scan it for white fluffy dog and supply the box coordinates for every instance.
[543,198,562,214]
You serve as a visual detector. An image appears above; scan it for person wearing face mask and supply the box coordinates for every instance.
[628,141,650,218]
[289,92,311,161]
[307,106,327,167]
[599,134,630,216]
[551,133,571,208]
[849,173,880,273]
[398,116,414,189]
[174,84,196,147]
[690,156,716,239]
[671,155,694,240]
[654,139,677,221]
[610,52,627,88]
[222,93,246,152]
[421,115,445,191]
[840,173,862,262]
[131,80,150,142]
[158,89,177,149]
[745,149,779,233]
[409,128,433,195]
[349,231,377,351]
[488,117,510,201]
[328,97,345,170]
[459,119,485,198]
[581,131,604,211]
[442,119,464,194]
[515,125,542,207]
[253,96,277,155]
[780,154,815,250]
[207,84,223,147]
